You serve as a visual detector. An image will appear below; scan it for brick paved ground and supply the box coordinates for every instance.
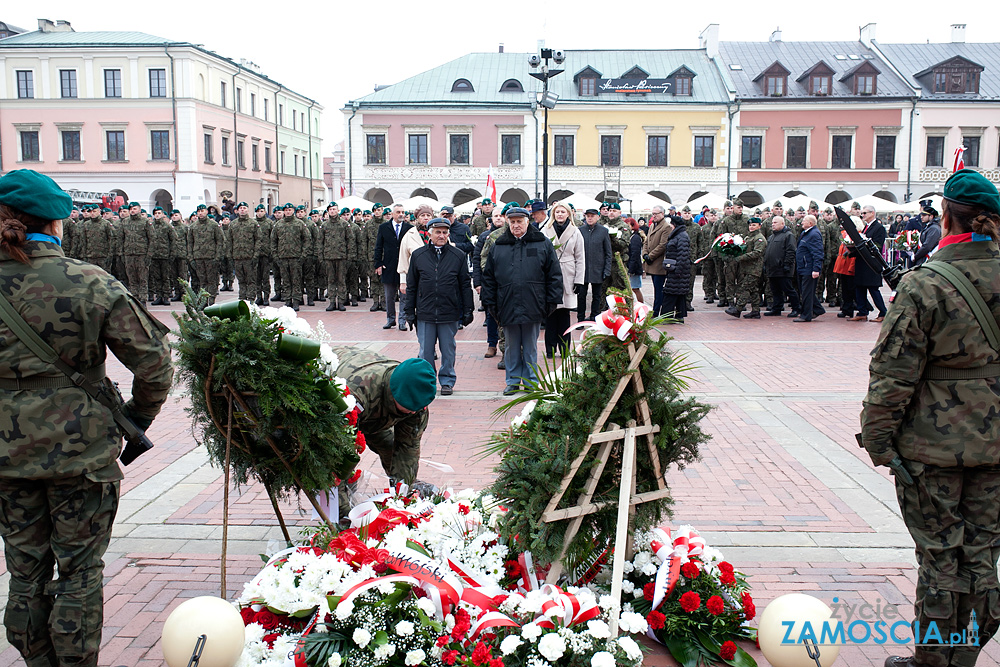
[0,277,995,667]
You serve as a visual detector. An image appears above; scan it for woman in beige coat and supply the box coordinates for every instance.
[542,203,586,357]
[641,206,674,316]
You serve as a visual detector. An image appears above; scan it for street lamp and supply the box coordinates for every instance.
[529,48,565,204]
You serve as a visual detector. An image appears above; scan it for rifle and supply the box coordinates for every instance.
[834,206,906,290]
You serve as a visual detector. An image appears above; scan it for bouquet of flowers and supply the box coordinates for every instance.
[619,525,757,667]
[714,233,746,258]
[893,230,920,253]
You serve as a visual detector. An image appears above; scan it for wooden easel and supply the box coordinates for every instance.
[540,342,668,635]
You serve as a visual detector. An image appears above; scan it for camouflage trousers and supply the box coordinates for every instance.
[734,271,764,313]
[369,268,384,307]
[714,257,728,303]
[270,258,284,300]
[314,260,327,298]
[123,255,149,302]
[302,257,318,299]
[364,427,420,486]
[814,259,829,301]
[219,257,234,288]
[896,459,1000,667]
[823,261,838,303]
[173,257,188,298]
[702,258,717,299]
[0,477,119,667]
[723,259,739,303]
[148,258,172,301]
[346,261,360,301]
[356,261,370,299]
[277,259,303,306]
[257,256,272,302]
[325,260,347,302]
[192,260,219,297]
[233,259,257,301]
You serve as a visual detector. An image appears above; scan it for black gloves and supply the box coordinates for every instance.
[643,254,651,264]
[462,311,474,327]
[121,401,154,432]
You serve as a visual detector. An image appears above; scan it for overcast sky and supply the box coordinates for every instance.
[7,0,980,151]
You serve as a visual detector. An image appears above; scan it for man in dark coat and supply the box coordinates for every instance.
[794,214,825,322]
[577,209,612,321]
[910,205,941,267]
[660,219,691,322]
[373,204,412,329]
[404,219,474,395]
[849,206,888,321]
[763,216,800,316]
[481,207,563,396]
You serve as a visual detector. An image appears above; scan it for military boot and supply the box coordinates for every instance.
[315,289,326,303]
[292,301,300,312]
[369,302,379,312]
[271,293,283,302]
[350,297,359,307]
[337,299,346,312]
[306,294,315,307]
[326,301,336,312]
[256,297,265,306]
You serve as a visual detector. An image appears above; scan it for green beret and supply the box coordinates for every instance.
[339,207,350,215]
[372,203,383,210]
[153,206,164,213]
[943,169,1000,216]
[171,209,181,214]
[128,201,141,208]
[309,209,318,215]
[363,209,371,215]
[237,201,248,208]
[283,203,295,210]
[609,202,621,210]
[106,208,115,213]
[197,204,208,210]
[749,217,762,224]
[481,198,493,205]
[501,202,519,214]
[295,205,306,211]
[255,204,266,211]
[0,169,72,221]
[352,208,361,214]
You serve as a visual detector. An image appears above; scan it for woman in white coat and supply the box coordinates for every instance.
[542,203,587,357]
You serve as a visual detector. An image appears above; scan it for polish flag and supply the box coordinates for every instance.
[485,165,497,203]
[953,146,966,172]
[339,183,346,198]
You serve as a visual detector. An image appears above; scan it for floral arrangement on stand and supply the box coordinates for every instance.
[714,234,746,258]
[893,229,920,254]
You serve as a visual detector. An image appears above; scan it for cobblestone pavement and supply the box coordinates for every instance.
[1,278,997,667]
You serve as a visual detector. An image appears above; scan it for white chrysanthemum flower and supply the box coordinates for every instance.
[500,635,523,655]
[591,651,616,667]
[538,634,566,662]
[353,627,372,647]
[618,636,643,661]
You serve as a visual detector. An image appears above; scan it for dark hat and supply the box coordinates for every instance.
[296,205,306,211]
[600,202,609,208]
[237,201,248,208]
[702,205,710,211]
[440,205,455,215]
[389,358,437,412]
[341,207,351,215]
[72,206,80,211]
[609,202,621,210]
[530,200,548,213]
[352,207,361,213]
[732,198,744,207]
[128,201,141,208]
[681,205,691,213]
[481,198,494,205]
[0,169,72,221]
[921,205,938,216]
[919,198,933,208]
[310,209,319,215]
[428,217,451,228]
[749,217,762,224]
[585,208,600,215]
[197,204,208,210]
[326,202,337,210]
[171,208,181,214]
[505,206,530,218]
[943,169,1000,216]
[255,204,266,211]
[773,199,783,208]
[372,202,383,210]
[363,209,371,215]
[153,206,164,213]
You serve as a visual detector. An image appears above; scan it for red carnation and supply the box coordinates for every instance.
[471,642,491,665]
[492,594,509,608]
[262,632,279,647]
[718,561,734,574]
[458,503,471,515]
[741,592,756,620]
[720,570,737,586]
[442,650,460,666]
[643,582,656,601]
[647,610,666,630]
[239,607,256,625]
[707,595,725,615]
[436,635,450,647]
[254,609,280,630]
[720,641,738,660]
[679,591,701,612]
[346,408,359,426]
[681,561,700,579]
[355,431,366,453]
[347,469,363,484]
[489,659,504,667]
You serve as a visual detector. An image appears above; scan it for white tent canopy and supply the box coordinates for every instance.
[553,193,604,213]
[331,195,375,211]
[455,199,503,215]
[684,192,729,211]
[396,195,441,210]
[620,192,672,213]
[849,194,910,213]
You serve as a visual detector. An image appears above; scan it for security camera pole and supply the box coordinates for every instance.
[529,48,564,205]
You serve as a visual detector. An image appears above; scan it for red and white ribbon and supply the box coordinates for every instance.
[534,584,601,629]
[649,525,707,611]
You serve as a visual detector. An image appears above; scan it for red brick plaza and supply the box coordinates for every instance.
[1,280,997,667]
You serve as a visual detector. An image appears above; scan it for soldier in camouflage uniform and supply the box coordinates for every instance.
[295,206,316,307]
[720,199,750,308]
[148,207,175,305]
[713,201,734,307]
[863,170,1000,667]
[470,198,494,237]
[120,202,153,303]
[727,217,767,319]
[271,203,309,311]
[0,169,173,667]
[170,210,189,301]
[79,206,115,273]
[366,205,386,311]
[320,206,351,312]
[218,215,234,292]
[819,207,841,306]
[477,208,511,368]
[310,210,327,303]
[227,202,259,302]
[701,209,720,302]
[355,210,370,303]
[253,205,272,305]
[343,208,362,307]
[602,203,630,293]
[187,204,224,305]
[61,207,81,259]
[269,207,287,302]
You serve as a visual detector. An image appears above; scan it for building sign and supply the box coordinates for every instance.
[597,79,673,94]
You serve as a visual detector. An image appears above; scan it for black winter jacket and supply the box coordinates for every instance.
[450,220,475,256]
[628,231,645,276]
[481,227,563,326]
[404,243,474,323]
[579,223,612,284]
[661,224,691,295]
[763,227,796,277]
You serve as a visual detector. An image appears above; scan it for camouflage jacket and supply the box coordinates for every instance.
[271,217,309,260]
[605,217,630,258]
[171,221,189,260]
[149,218,175,260]
[331,345,428,448]
[0,241,173,480]
[255,216,273,258]
[188,218,224,260]
[735,229,768,276]
[861,240,1000,467]
[62,218,80,258]
[350,222,365,262]
[470,214,490,237]
[79,217,115,260]
[320,218,351,261]
[479,225,507,270]
[121,214,153,257]
[721,212,750,238]
[363,217,382,266]
[227,216,259,261]
[822,220,842,261]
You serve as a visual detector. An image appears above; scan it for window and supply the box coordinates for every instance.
[104,69,122,98]
[265,145,272,172]
[250,93,256,117]
[810,76,830,95]
[236,140,245,169]
[408,134,428,164]
[20,131,39,161]
[965,72,979,93]
[236,88,242,113]
[149,69,167,97]
[500,79,523,92]
[151,130,170,160]
[579,78,597,96]
[221,136,230,165]
[831,135,852,169]
[501,135,521,165]
[963,136,980,167]
[264,98,269,121]
[252,143,259,171]
[926,136,945,167]
[220,81,227,107]
[292,109,297,131]
[16,71,33,99]
[106,131,126,161]
[60,70,77,98]
[554,135,574,165]
[648,136,668,167]
[62,131,81,161]
[204,133,214,163]
[278,104,283,125]
[280,150,285,173]
[366,134,386,164]
[786,136,807,168]
[740,136,761,169]
[449,134,470,165]
[876,136,896,169]
[934,72,947,93]
[856,74,875,95]
[694,136,715,167]
[294,154,299,176]
[674,76,691,96]
[766,75,785,96]
[451,78,474,92]
[600,136,621,166]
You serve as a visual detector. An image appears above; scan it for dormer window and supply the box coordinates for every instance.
[500,79,523,92]
[798,61,835,97]
[451,78,474,92]
[621,65,650,79]
[841,60,880,96]
[580,77,596,96]
[754,61,791,97]
[855,74,875,95]
[810,76,830,95]
[675,76,691,95]
[767,76,785,96]
[920,56,984,95]
[573,66,602,97]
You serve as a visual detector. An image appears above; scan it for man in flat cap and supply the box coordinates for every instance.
[911,203,941,267]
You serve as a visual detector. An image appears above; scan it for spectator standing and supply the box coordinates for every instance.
[849,205,888,322]
[473,208,506,359]
[762,216,800,316]
[577,208,612,321]
[641,205,673,317]
[794,214,825,322]
[373,204,412,330]
[911,204,941,267]
[541,203,586,357]
[660,215,692,323]
[626,217,645,303]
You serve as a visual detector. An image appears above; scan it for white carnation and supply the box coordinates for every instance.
[405,648,426,665]
[521,622,543,642]
[537,633,566,662]
[586,619,610,639]
[327,654,342,667]
[619,611,648,634]
[618,636,643,661]
[642,562,658,576]
[621,580,634,594]
[591,651,616,667]
[334,600,354,620]
[353,627,372,647]
[500,635,523,655]
[395,620,415,636]
[415,597,437,617]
